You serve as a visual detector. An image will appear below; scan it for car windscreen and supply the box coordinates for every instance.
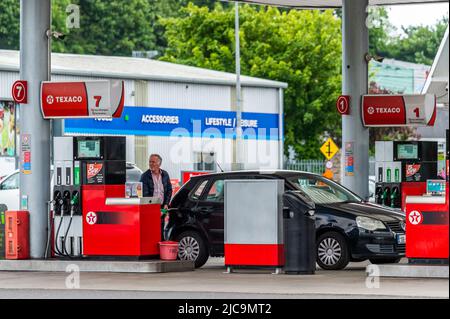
[287,174,362,204]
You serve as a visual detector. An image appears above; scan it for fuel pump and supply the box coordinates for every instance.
[51,137,84,258]
[51,135,160,259]
[51,136,127,258]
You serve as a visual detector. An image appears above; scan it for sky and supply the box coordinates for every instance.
[386,3,448,31]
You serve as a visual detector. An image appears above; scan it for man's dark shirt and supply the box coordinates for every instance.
[140,169,173,206]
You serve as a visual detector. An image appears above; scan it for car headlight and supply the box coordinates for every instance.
[356,216,387,231]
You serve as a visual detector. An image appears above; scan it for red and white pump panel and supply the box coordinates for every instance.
[362,94,436,127]
[40,80,124,119]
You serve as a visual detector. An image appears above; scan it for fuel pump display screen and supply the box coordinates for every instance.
[78,140,101,158]
[397,144,418,160]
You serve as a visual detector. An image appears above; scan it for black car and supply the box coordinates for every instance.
[164,170,406,270]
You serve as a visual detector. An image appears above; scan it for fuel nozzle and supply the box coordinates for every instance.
[62,190,71,215]
[390,187,399,208]
[53,191,62,214]
[381,188,389,206]
[71,191,79,206]
[70,191,79,215]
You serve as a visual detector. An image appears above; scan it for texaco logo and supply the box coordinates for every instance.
[86,211,97,225]
[46,95,54,104]
[367,107,375,115]
[408,210,423,225]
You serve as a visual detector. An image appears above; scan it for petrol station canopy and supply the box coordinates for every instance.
[422,26,449,106]
[235,0,448,8]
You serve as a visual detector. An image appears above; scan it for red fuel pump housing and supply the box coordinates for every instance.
[82,185,161,257]
[405,183,449,260]
[5,211,30,259]
[401,182,426,211]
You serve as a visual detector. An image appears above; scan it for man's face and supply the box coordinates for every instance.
[149,156,161,172]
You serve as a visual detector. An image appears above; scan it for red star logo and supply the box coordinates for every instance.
[86,212,97,225]
[408,210,422,225]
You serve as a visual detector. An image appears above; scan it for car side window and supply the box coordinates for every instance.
[190,180,208,200]
[1,173,19,190]
[205,180,224,202]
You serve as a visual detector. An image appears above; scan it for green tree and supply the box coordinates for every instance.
[0,0,221,55]
[368,9,448,66]
[368,7,396,57]
[51,0,157,56]
[161,4,342,159]
[149,0,222,55]
[385,17,448,65]
[0,0,20,50]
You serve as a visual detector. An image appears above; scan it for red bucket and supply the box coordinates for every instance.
[159,241,179,260]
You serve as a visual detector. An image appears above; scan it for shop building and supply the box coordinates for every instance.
[0,50,287,180]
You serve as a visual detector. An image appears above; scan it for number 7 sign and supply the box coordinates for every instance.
[12,80,28,104]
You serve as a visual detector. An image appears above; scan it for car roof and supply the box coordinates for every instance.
[189,169,318,180]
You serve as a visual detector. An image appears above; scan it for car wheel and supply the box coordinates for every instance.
[316,231,350,270]
[176,230,209,268]
[369,257,401,264]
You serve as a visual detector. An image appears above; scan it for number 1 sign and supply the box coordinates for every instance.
[362,94,436,127]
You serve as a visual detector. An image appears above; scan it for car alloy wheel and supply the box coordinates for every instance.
[316,231,350,270]
[318,237,342,266]
[175,230,209,268]
[178,236,200,261]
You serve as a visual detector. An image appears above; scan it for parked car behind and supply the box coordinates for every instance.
[165,170,406,270]
[0,162,143,212]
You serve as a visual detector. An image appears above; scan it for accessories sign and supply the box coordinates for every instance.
[40,80,124,119]
[362,94,436,127]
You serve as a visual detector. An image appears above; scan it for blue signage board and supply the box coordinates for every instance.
[65,106,280,140]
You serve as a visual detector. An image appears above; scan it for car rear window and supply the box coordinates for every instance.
[190,179,208,200]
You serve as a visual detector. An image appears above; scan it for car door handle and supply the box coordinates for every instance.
[195,207,214,214]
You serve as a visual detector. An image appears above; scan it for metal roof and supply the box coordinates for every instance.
[234,0,448,8]
[421,26,448,105]
[0,50,287,89]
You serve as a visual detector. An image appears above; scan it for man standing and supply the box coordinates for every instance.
[140,154,172,209]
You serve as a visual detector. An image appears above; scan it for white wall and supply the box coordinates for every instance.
[147,81,231,111]
[242,87,279,114]
[0,71,18,99]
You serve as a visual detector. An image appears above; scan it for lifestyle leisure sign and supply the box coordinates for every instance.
[64,107,280,140]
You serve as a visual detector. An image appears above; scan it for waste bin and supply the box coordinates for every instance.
[283,191,316,274]
[0,208,5,259]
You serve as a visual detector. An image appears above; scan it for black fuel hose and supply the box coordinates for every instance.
[54,201,65,257]
[62,207,75,257]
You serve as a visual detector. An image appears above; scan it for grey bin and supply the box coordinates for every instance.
[283,191,316,275]
[0,207,6,259]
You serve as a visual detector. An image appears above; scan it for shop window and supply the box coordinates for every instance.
[194,152,216,171]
